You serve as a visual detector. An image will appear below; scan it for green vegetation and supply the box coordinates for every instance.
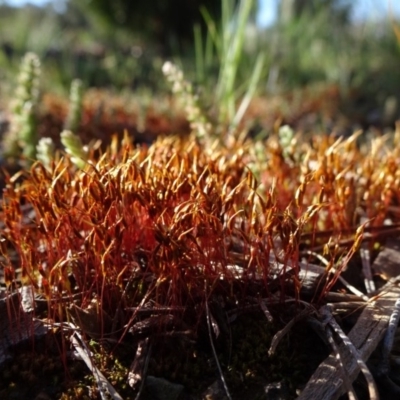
[2,51,41,162]
[0,0,399,106]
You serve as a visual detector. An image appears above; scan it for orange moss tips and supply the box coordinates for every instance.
[4,127,400,317]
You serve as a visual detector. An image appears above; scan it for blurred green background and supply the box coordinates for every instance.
[0,0,400,132]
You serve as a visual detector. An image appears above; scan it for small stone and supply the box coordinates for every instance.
[145,375,184,400]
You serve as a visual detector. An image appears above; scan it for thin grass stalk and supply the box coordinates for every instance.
[204,16,215,69]
[200,6,221,57]
[194,24,204,84]
[231,52,265,134]
[217,0,255,124]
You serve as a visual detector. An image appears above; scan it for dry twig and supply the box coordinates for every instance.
[319,305,379,400]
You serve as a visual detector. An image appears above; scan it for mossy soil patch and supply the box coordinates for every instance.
[0,306,332,400]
